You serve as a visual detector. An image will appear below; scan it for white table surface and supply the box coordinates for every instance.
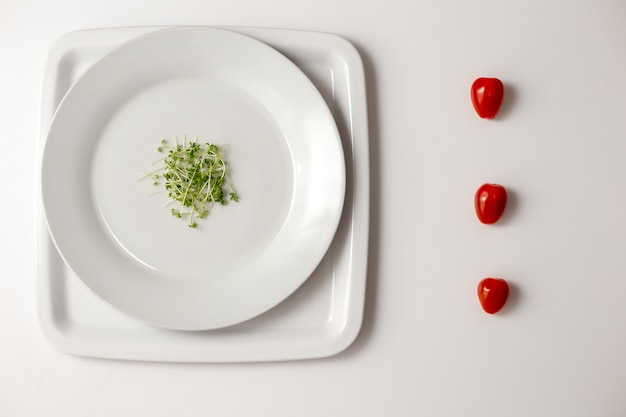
[4,0,626,415]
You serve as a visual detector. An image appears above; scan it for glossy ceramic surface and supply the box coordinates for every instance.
[41,27,346,331]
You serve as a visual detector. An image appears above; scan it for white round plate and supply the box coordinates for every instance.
[41,27,345,331]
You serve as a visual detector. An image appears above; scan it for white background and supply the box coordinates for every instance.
[3,0,626,416]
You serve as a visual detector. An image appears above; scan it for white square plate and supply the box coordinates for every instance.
[36,26,370,362]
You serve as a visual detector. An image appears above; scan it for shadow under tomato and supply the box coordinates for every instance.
[498,280,522,316]
[495,82,517,120]
[494,186,519,226]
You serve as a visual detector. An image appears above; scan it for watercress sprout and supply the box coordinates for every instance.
[139,136,239,228]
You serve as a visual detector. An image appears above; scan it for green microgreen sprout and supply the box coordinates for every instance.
[138,136,239,228]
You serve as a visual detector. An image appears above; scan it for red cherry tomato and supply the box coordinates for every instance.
[477,278,509,314]
[471,78,504,119]
[474,183,507,224]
